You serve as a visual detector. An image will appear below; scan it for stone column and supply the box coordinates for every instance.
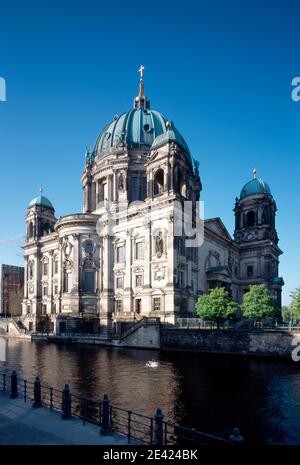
[83,177,92,213]
[95,181,100,210]
[169,159,174,192]
[33,251,41,315]
[257,255,262,277]
[123,231,133,312]
[91,182,96,212]
[111,174,114,202]
[143,222,151,288]
[167,214,174,285]
[164,166,168,192]
[48,251,53,314]
[58,238,63,313]
[113,171,117,202]
[24,258,28,299]
[100,234,113,334]
[72,234,80,294]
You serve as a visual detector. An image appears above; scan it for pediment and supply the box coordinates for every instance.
[204,217,232,242]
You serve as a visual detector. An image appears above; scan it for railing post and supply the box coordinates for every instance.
[100,394,110,435]
[62,384,72,419]
[10,370,18,399]
[33,376,42,408]
[229,427,244,444]
[154,408,164,445]
[128,410,132,444]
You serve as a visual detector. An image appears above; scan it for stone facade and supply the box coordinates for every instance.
[21,74,284,335]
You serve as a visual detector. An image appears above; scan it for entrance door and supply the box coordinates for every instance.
[59,321,67,334]
[135,299,142,315]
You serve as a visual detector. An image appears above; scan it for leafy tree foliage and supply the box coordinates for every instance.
[281,305,292,322]
[241,284,275,320]
[290,287,300,321]
[196,287,238,327]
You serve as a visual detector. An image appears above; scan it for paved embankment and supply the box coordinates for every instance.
[0,391,138,445]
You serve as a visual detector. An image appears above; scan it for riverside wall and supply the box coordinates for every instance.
[160,327,300,358]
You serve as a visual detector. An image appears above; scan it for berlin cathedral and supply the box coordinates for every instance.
[21,69,284,334]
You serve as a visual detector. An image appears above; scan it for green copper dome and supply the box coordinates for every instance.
[93,76,191,160]
[28,195,54,210]
[94,109,190,158]
[240,178,272,200]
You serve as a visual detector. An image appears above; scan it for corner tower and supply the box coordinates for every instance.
[234,170,284,308]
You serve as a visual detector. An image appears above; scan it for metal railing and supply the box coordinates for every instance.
[174,318,216,329]
[0,369,243,445]
[172,319,300,332]
[32,332,104,339]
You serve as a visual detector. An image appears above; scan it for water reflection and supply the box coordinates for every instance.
[2,339,300,444]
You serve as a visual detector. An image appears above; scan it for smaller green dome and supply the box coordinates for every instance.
[28,195,54,210]
[240,178,271,200]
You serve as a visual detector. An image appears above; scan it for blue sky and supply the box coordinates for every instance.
[0,0,299,304]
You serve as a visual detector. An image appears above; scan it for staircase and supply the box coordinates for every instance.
[0,317,28,336]
[117,317,161,349]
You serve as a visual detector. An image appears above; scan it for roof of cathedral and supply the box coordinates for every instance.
[94,109,191,158]
[28,194,54,210]
[93,68,191,159]
[240,176,271,200]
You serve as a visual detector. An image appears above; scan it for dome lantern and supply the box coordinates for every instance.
[93,67,191,161]
[134,64,150,110]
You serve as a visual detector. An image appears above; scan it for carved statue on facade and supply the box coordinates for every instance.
[155,231,164,258]
[118,173,125,191]
[193,159,200,176]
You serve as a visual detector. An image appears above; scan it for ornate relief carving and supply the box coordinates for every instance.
[114,269,125,276]
[133,267,144,273]
[118,172,125,191]
[63,237,73,258]
[64,259,73,270]
[153,266,166,281]
[82,239,95,258]
[155,231,164,258]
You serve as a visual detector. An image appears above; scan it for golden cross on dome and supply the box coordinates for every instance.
[39,187,44,194]
[138,65,145,79]
[253,168,257,178]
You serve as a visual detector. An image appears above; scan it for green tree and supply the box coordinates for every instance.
[290,288,300,322]
[281,305,292,321]
[195,287,238,328]
[241,284,275,320]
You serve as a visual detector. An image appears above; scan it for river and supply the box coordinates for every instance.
[1,338,300,444]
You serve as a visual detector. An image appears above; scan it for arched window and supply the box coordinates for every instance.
[28,222,33,239]
[28,261,34,280]
[99,180,108,203]
[43,223,49,236]
[246,211,256,227]
[154,169,164,196]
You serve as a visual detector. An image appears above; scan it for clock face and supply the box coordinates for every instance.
[247,233,253,241]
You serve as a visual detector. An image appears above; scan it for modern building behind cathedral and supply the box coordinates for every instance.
[21,70,284,334]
